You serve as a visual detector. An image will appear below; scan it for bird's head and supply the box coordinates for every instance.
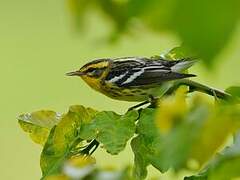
[66,58,111,90]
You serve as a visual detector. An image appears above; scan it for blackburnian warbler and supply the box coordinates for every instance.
[66,56,196,102]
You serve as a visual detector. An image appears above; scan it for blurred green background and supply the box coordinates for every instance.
[0,0,240,179]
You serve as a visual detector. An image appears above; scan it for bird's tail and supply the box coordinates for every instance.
[171,59,197,72]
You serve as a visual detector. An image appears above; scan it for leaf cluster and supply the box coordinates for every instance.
[19,105,138,179]
[68,0,240,66]
[18,85,240,179]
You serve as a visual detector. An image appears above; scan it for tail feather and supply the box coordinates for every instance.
[171,59,197,72]
[175,72,196,79]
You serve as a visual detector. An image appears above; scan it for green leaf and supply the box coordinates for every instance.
[134,107,206,173]
[69,0,240,66]
[40,105,97,178]
[170,0,240,66]
[162,46,196,60]
[225,86,240,101]
[190,103,240,165]
[18,110,61,145]
[132,91,240,178]
[40,126,64,177]
[68,0,92,30]
[51,105,98,152]
[80,110,138,155]
[131,135,149,180]
[185,134,240,180]
[131,108,171,179]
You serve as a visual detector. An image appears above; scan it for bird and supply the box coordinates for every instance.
[66,56,196,102]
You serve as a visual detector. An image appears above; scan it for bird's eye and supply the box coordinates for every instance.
[92,69,103,77]
[86,68,103,77]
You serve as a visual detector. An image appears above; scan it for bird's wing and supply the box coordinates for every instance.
[119,69,195,87]
[105,57,196,87]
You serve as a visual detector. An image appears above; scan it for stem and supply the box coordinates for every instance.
[80,139,99,155]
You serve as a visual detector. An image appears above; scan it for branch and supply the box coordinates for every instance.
[129,79,237,111]
[176,79,233,100]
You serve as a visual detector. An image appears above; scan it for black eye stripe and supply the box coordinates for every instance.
[85,67,96,73]
[84,67,107,78]
[85,67,107,73]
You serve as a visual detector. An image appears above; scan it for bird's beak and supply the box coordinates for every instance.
[66,71,84,76]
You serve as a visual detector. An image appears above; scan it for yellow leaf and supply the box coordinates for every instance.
[191,103,240,165]
[53,105,98,153]
[155,86,188,134]
[18,110,61,145]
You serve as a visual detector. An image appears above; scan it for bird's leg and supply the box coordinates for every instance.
[211,89,219,103]
[128,93,169,111]
[147,95,159,108]
[128,100,150,111]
